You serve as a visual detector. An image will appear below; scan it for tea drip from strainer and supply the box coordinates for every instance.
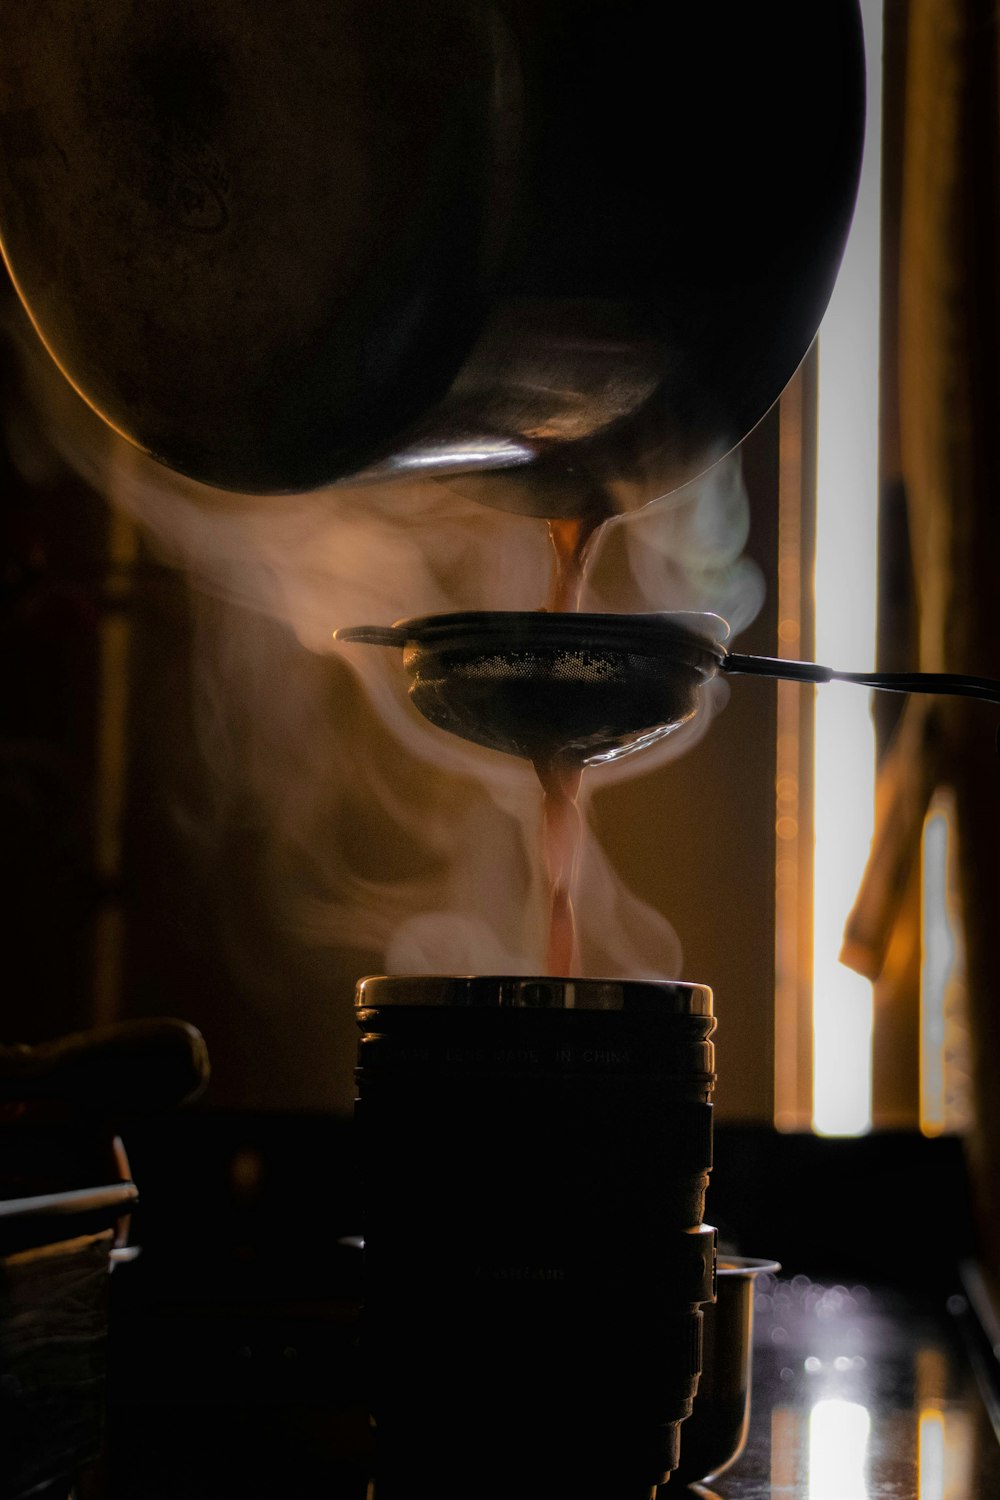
[333,611,1000,767]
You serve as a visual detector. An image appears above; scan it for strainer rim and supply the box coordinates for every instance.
[388,610,730,665]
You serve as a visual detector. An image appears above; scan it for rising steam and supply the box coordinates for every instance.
[9,304,763,1003]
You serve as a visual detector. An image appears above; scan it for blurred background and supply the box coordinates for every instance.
[2,3,1000,1485]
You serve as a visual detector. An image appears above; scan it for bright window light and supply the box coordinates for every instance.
[920,791,970,1137]
[920,807,953,1136]
[812,0,883,1136]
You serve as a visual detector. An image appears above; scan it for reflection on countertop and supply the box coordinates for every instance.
[700,1271,1000,1498]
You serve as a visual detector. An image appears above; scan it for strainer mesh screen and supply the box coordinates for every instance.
[430,649,668,685]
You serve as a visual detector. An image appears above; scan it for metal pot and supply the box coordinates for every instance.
[0,1,865,513]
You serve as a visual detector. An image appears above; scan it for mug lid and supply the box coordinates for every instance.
[355,975,713,1015]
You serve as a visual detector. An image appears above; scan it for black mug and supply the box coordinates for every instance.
[354,974,717,1498]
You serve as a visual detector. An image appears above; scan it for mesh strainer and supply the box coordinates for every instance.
[333,611,1000,766]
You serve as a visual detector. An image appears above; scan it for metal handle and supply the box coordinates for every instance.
[723,653,1000,705]
[332,624,409,647]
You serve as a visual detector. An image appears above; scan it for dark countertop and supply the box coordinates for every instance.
[9,1114,998,1498]
[86,1267,1000,1499]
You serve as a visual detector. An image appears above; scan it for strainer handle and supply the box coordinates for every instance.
[723,652,1000,705]
[333,625,408,647]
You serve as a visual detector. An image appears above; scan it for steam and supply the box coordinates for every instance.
[10,308,762,992]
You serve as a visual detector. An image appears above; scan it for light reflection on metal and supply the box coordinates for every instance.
[811,0,883,1137]
[384,437,536,474]
[920,790,971,1137]
[808,1398,871,1499]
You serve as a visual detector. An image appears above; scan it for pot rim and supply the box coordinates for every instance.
[717,1255,781,1277]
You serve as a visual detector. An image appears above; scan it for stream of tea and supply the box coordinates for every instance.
[534,514,606,975]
